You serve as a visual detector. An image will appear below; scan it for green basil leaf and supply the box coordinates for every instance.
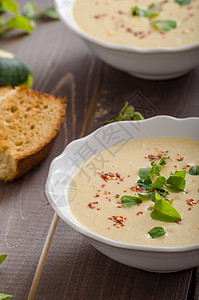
[1,0,18,15]
[159,153,169,165]
[147,191,157,202]
[121,195,142,207]
[175,0,191,5]
[166,184,182,193]
[148,226,166,238]
[24,2,38,20]
[0,254,7,264]
[138,192,150,200]
[0,3,6,14]
[139,168,150,180]
[150,176,167,189]
[6,15,34,32]
[131,6,148,17]
[152,20,177,32]
[173,170,186,178]
[43,8,59,19]
[147,207,153,211]
[189,166,199,176]
[132,3,161,18]
[151,199,181,222]
[133,112,144,120]
[0,294,13,300]
[155,188,169,197]
[147,191,165,202]
[137,177,152,190]
[147,3,162,17]
[148,163,162,177]
[167,175,185,192]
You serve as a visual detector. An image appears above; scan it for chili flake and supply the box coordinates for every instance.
[99,172,124,182]
[136,211,143,216]
[108,215,127,228]
[177,157,184,161]
[88,201,99,209]
[130,186,144,192]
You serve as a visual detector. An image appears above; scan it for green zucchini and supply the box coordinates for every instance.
[0,49,33,88]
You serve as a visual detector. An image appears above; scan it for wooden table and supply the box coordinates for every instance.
[0,1,199,299]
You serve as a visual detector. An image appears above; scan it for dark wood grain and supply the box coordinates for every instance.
[0,0,199,299]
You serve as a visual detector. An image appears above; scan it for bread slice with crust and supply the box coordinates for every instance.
[0,86,66,181]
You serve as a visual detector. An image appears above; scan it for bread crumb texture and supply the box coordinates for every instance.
[0,86,66,181]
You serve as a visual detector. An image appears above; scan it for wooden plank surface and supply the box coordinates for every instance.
[0,0,199,299]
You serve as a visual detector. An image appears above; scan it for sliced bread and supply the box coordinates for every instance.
[0,86,66,181]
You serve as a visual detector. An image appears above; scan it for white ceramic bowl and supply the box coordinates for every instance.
[45,116,199,273]
[54,0,199,80]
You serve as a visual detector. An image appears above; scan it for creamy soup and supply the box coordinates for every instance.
[68,138,199,246]
[73,0,199,48]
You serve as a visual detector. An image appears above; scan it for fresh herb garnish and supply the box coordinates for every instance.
[159,153,169,165]
[189,166,199,176]
[148,163,162,177]
[138,192,150,201]
[137,177,152,190]
[147,207,153,211]
[121,195,142,207]
[0,254,7,265]
[0,1,58,37]
[151,199,181,222]
[132,3,162,18]
[150,176,167,189]
[152,20,177,32]
[175,0,192,5]
[0,255,12,299]
[148,226,166,238]
[104,101,144,124]
[166,170,186,193]
[0,294,13,300]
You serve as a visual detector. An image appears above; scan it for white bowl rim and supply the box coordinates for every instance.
[54,0,199,54]
[46,115,199,253]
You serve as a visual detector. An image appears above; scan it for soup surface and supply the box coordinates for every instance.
[68,137,199,246]
[73,0,199,48]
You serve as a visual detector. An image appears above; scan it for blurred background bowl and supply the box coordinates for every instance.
[54,0,199,80]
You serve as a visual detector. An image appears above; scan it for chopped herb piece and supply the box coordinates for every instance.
[147,207,153,211]
[104,101,144,124]
[150,176,167,189]
[175,0,192,5]
[189,166,199,176]
[6,15,35,32]
[42,8,59,19]
[148,163,162,177]
[132,6,148,17]
[138,192,150,201]
[151,199,181,222]
[139,168,150,180]
[0,293,12,300]
[137,177,152,190]
[173,170,186,178]
[159,153,169,165]
[0,254,7,265]
[167,171,186,192]
[152,20,177,32]
[147,191,157,202]
[121,195,142,207]
[23,2,38,20]
[133,112,144,120]
[132,3,161,18]
[155,188,169,197]
[148,226,166,239]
